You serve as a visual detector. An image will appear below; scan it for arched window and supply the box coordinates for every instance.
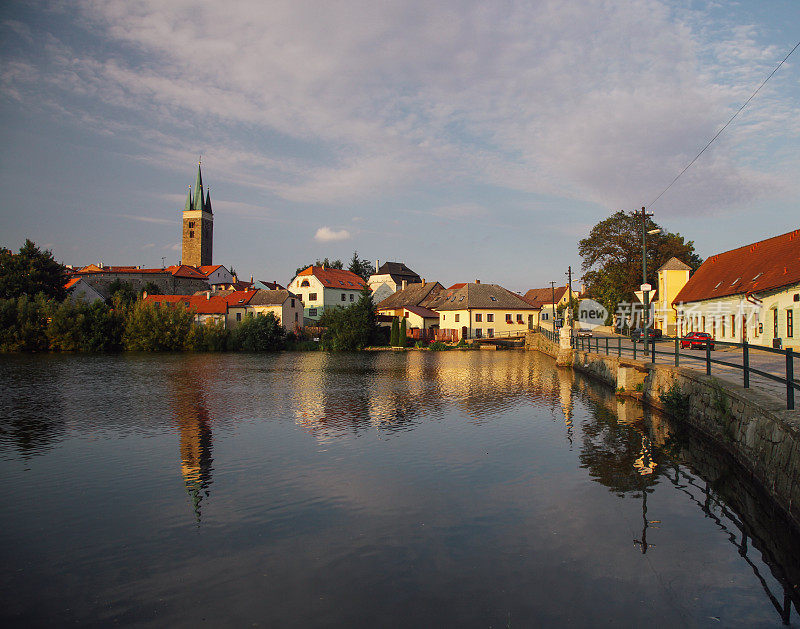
[300,279,310,287]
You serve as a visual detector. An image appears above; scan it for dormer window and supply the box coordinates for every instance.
[752,273,763,281]
[731,277,740,286]
[713,282,722,289]
[490,296,497,301]
[300,279,310,287]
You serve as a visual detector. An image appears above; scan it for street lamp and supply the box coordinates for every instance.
[639,207,656,355]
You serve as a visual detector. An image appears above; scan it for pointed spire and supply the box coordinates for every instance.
[193,159,204,209]
[205,188,212,214]
[184,186,193,211]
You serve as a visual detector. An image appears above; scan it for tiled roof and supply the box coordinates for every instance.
[673,229,800,304]
[72,264,206,279]
[374,261,421,280]
[523,286,567,308]
[164,265,208,279]
[404,305,440,319]
[297,266,366,289]
[246,289,294,306]
[255,280,285,290]
[197,265,224,276]
[658,257,692,272]
[144,294,228,314]
[448,283,467,290]
[435,283,537,311]
[64,278,80,290]
[375,282,444,310]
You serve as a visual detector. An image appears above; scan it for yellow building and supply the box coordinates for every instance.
[653,257,691,335]
[435,282,538,340]
[375,281,446,332]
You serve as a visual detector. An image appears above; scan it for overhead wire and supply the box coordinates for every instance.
[648,38,800,209]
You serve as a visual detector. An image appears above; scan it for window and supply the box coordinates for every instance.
[487,328,494,337]
[291,299,295,307]
[404,312,409,318]
[188,221,195,228]
[475,313,482,322]
[475,329,482,338]
[505,314,512,324]
[730,314,735,338]
[721,316,725,337]
[702,316,705,332]
[516,314,523,324]
[189,230,194,238]
[788,310,794,338]
[309,308,318,317]
[300,279,310,287]
[455,314,460,322]
[487,314,494,322]
[236,312,242,322]
[541,313,547,320]
[442,314,446,321]
[309,292,317,301]
[341,293,346,301]
[490,296,497,301]
[350,294,354,301]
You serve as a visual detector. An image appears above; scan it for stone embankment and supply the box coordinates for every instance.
[526,331,800,528]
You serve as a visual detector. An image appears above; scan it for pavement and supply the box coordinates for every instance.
[576,329,799,407]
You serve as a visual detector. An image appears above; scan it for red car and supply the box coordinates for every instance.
[681,332,715,350]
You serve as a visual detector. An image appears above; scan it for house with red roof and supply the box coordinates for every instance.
[64,277,107,303]
[68,263,209,295]
[522,285,577,330]
[287,266,367,322]
[672,229,800,349]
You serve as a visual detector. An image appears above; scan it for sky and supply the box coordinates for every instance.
[0,0,798,292]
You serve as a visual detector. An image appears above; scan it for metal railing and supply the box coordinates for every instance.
[571,333,798,410]
[534,325,560,344]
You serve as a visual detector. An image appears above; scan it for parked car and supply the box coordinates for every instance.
[630,327,662,342]
[576,328,593,338]
[680,332,715,350]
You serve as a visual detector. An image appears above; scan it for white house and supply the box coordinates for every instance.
[672,229,800,350]
[288,266,367,322]
[367,261,422,304]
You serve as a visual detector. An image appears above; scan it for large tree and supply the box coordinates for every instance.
[348,250,373,281]
[578,211,702,319]
[0,240,67,300]
[319,286,383,350]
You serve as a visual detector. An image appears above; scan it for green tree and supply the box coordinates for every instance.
[390,317,399,347]
[123,300,195,351]
[320,286,382,350]
[187,318,229,351]
[578,210,702,320]
[0,240,66,300]
[142,282,161,296]
[0,294,50,351]
[398,317,407,347]
[348,250,373,281]
[229,312,286,351]
[107,280,138,307]
[295,257,343,276]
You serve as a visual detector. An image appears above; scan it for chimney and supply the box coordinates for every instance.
[375,259,380,272]
[142,291,148,299]
[421,278,426,284]
[206,291,210,300]
[401,279,407,291]
[475,279,480,284]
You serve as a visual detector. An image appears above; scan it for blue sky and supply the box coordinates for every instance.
[1,0,798,292]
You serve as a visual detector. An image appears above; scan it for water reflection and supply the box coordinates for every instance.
[170,361,215,522]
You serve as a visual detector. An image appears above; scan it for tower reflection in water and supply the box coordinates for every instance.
[171,373,214,523]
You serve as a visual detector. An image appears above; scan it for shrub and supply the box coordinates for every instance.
[390,317,400,347]
[429,341,450,351]
[398,317,407,346]
[229,312,286,351]
[659,383,690,417]
[123,300,195,351]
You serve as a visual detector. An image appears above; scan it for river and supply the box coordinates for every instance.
[1,350,798,627]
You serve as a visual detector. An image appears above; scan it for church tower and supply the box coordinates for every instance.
[181,162,213,267]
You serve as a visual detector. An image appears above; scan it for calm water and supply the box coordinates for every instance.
[1,350,798,628]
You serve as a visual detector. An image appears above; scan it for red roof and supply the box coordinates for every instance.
[297,266,366,289]
[163,265,207,279]
[197,265,224,277]
[673,229,800,304]
[448,283,467,290]
[144,294,227,314]
[523,286,567,308]
[64,278,80,290]
[72,264,206,279]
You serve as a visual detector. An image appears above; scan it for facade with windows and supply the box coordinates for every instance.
[672,229,800,350]
[288,266,367,322]
[435,282,537,340]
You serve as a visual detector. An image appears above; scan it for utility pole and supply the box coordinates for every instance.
[640,206,654,356]
[549,281,557,332]
[566,265,573,331]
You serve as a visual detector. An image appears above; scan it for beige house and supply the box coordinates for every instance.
[672,229,800,349]
[375,281,445,331]
[523,286,578,331]
[436,282,538,340]
[288,266,366,322]
[368,260,423,303]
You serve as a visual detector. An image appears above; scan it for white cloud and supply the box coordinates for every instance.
[4,0,799,214]
[314,226,351,242]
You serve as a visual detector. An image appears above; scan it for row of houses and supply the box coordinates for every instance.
[64,228,799,349]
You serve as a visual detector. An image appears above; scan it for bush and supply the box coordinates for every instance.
[123,300,195,351]
[229,312,286,351]
[398,317,407,346]
[187,318,229,351]
[319,287,383,351]
[428,341,450,351]
[390,317,400,347]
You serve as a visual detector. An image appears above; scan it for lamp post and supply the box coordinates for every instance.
[549,281,557,333]
[639,206,661,356]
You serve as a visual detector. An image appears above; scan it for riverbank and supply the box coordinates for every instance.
[526,330,800,529]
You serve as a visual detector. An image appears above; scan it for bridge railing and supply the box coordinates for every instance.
[571,333,798,410]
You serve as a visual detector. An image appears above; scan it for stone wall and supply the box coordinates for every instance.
[525,331,800,528]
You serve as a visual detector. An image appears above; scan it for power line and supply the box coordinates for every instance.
[649,38,800,209]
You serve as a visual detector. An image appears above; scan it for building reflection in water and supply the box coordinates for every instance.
[170,367,214,523]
